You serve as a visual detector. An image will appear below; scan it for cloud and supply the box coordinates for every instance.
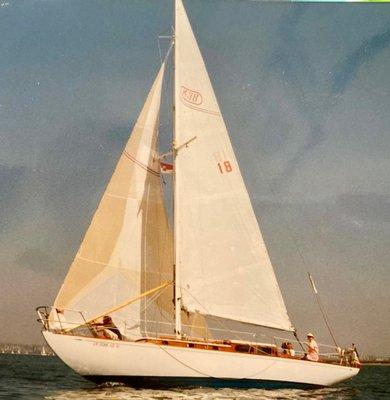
[264,6,334,185]
[0,163,27,236]
[0,123,133,277]
[0,163,26,194]
[331,193,390,232]
[266,5,307,83]
[263,13,390,189]
[253,191,390,286]
[15,248,55,273]
[332,29,390,94]
[30,124,131,271]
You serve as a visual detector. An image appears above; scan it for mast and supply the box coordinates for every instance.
[173,0,182,339]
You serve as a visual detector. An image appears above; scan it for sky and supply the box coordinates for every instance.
[0,0,389,357]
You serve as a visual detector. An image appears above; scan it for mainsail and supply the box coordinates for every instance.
[51,64,173,338]
[174,0,293,332]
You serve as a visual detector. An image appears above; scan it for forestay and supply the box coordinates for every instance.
[174,0,293,332]
[51,64,173,338]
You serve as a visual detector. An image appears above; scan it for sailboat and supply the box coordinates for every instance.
[37,0,360,388]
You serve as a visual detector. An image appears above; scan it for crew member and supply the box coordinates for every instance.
[305,333,319,361]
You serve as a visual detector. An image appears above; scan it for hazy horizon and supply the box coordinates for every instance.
[0,0,389,357]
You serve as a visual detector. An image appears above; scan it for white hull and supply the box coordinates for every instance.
[43,332,359,388]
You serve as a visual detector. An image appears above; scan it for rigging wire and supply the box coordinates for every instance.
[253,167,339,349]
[308,272,339,349]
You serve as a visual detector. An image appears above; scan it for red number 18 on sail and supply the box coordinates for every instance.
[217,161,233,174]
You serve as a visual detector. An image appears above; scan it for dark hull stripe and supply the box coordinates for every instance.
[83,375,323,389]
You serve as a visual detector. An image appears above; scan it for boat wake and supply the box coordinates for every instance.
[45,386,353,400]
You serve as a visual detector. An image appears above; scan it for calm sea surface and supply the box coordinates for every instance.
[0,355,388,400]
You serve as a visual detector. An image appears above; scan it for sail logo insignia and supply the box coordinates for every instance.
[180,86,203,105]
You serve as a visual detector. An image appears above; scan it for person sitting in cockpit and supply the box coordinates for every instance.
[101,315,122,340]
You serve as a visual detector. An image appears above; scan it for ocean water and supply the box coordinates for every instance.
[0,355,388,400]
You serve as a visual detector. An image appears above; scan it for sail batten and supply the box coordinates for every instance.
[174,0,293,332]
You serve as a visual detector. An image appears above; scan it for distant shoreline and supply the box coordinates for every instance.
[362,362,390,366]
[1,352,389,364]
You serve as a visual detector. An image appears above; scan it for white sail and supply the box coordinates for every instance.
[174,0,293,332]
[51,64,173,337]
